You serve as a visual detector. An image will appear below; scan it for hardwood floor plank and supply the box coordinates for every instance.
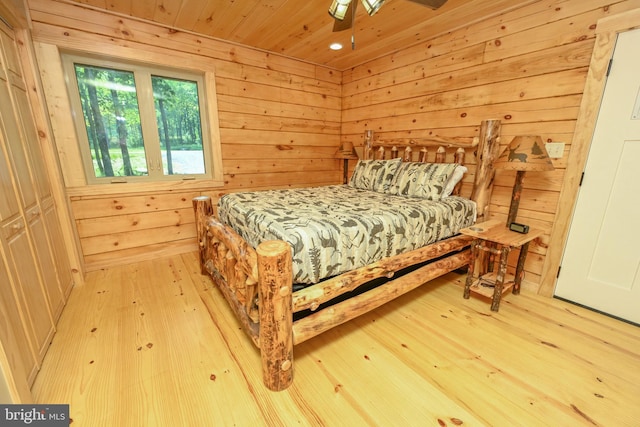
[32,253,640,426]
[440,275,640,426]
[297,326,483,426]
[352,308,551,425]
[357,281,586,426]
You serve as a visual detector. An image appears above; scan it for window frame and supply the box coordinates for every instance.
[61,52,221,186]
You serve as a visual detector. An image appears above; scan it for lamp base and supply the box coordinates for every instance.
[507,170,526,226]
[343,159,349,184]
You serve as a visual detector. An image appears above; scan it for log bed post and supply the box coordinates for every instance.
[193,196,214,275]
[257,240,294,391]
[470,119,501,274]
[471,119,501,223]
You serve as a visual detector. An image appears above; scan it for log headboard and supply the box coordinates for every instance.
[361,119,501,222]
[364,136,479,163]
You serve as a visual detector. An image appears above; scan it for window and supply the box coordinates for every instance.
[62,53,216,184]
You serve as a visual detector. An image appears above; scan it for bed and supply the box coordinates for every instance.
[193,119,501,390]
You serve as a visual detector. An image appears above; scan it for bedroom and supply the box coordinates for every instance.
[0,0,639,424]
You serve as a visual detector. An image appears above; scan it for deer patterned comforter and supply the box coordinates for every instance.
[218,185,476,286]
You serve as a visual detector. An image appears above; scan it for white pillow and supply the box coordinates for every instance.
[442,165,467,197]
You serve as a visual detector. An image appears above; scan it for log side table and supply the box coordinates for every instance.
[460,219,544,311]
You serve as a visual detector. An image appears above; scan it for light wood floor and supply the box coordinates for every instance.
[32,252,640,426]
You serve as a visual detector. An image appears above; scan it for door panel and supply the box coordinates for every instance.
[554,28,640,324]
[0,253,36,383]
[26,203,64,320]
[0,105,20,221]
[1,217,52,377]
[0,30,37,210]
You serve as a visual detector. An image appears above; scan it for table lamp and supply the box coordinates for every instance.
[335,141,359,184]
[494,135,554,227]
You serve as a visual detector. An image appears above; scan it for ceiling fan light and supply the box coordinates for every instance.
[361,0,385,16]
[328,0,352,20]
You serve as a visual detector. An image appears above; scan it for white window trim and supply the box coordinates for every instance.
[60,51,223,190]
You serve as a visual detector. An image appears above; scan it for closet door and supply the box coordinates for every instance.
[0,20,56,381]
[0,108,37,387]
[10,57,66,317]
[0,51,50,384]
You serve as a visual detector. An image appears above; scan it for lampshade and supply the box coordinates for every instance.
[328,0,352,20]
[494,135,554,171]
[361,0,385,15]
[335,141,359,159]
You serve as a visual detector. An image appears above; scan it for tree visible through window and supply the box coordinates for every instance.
[66,56,211,183]
[151,75,205,175]
[75,65,141,177]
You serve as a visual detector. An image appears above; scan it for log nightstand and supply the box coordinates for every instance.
[460,219,544,311]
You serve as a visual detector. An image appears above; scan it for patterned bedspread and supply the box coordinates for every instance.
[218,185,476,285]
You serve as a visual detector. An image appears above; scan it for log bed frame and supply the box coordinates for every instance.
[192,119,501,391]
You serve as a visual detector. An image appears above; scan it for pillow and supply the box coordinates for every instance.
[349,158,402,193]
[442,165,468,197]
[387,162,459,200]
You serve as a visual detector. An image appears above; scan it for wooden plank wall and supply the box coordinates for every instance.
[27,0,342,271]
[341,0,640,294]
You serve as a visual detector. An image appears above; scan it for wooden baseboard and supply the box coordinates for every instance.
[83,240,198,271]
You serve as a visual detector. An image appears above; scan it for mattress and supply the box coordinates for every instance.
[218,185,476,285]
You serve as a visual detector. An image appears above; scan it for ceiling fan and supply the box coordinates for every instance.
[328,0,448,32]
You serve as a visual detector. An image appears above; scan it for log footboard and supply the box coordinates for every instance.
[194,196,295,390]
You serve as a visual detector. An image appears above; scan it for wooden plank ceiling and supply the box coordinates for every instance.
[65,0,534,70]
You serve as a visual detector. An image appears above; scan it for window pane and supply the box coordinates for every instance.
[151,76,205,175]
[74,64,147,177]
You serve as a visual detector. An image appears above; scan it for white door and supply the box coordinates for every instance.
[554,28,640,324]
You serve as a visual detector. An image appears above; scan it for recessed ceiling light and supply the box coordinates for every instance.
[329,42,343,51]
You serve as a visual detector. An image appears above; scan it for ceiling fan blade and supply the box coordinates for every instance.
[406,0,448,10]
[332,0,356,32]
